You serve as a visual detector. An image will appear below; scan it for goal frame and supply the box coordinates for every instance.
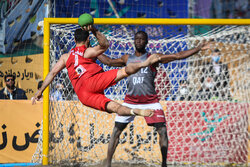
[42,18,250,165]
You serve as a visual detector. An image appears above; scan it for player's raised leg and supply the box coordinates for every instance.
[106,101,154,117]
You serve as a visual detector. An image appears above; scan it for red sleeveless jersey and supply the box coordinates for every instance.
[66,45,104,92]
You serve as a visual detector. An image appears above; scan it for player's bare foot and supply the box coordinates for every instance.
[142,54,161,67]
[131,109,154,117]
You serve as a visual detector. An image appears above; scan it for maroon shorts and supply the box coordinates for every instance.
[115,102,166,125]
[76,69,119,111]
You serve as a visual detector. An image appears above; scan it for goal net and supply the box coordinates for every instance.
[32,21,250,166]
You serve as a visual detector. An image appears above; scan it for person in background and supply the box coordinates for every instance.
[176,80,192,101]
[198,49,231,101]
[235,0,249,18]
[51,83,64,101]
[0,74,27,100]
[197,76,215,101]
[210,0,235,18]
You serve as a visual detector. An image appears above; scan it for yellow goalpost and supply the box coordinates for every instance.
[42,18,250,165]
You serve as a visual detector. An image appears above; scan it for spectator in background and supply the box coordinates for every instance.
[0,74,27,100]
[210,0,223,18]
[36,80,64,101]
[197,76,215,100]
[235,0,249,18]
[210,0,235,18]
[224,0,235,18]
[198,49,231,101]
[51,83,64,101]
[176,80,192,101]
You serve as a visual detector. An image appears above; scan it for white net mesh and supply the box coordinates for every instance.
[32,24,250,166]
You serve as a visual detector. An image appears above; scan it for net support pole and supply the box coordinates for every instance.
[42,18,50,165]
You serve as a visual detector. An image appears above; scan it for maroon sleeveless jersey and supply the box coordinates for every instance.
[124,53,159,104]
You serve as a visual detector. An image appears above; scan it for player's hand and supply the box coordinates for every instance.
[200,40,211,50]
[141,53,161,67]
[81,24,97,32]
[147,54,161,65]
[31,91,42,105]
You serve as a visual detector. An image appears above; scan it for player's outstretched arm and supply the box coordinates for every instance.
[97,54,127,67]
[159,41,210,64]
[84,25,109,59]
[31,54,68,104]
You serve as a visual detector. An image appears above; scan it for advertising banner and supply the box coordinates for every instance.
[0,100,249,164]
[0,100,43,163]
[47,101,249,164]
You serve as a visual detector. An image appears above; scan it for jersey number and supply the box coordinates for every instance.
[74,54,86,77]
[141,67,148,73]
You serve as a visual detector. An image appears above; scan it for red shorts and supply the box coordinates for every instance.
[76,69,119,111]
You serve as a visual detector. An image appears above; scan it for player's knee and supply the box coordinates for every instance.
[105,101,113,113]
[106,101,120,113]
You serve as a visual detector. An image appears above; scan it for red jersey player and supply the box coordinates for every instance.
[31,25,160,117]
